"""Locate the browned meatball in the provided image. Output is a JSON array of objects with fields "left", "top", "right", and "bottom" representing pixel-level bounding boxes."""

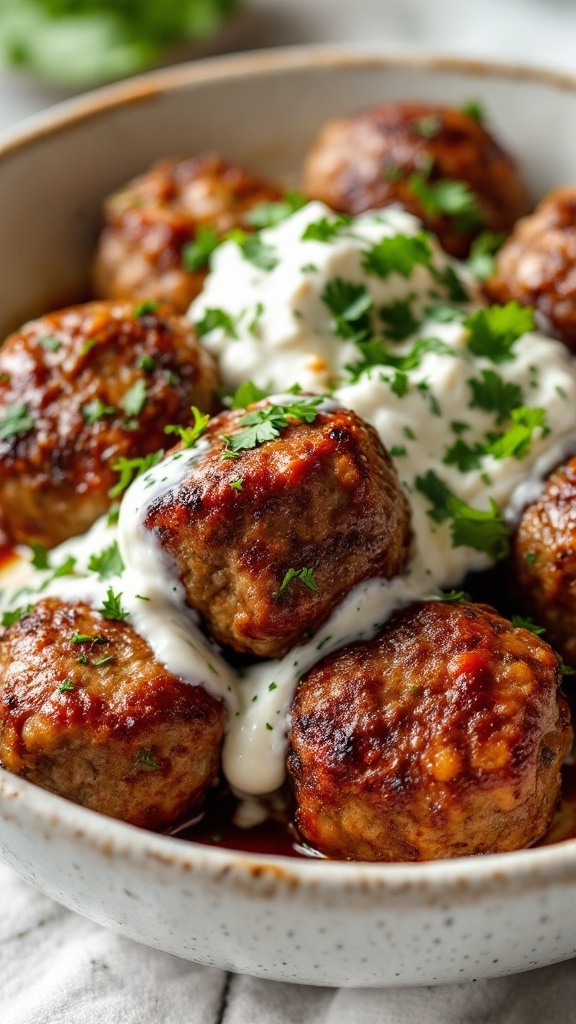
[
  {"left": 92, "top": 154, "right": 282, "bottom": 313},
  {"left": 0, "top": 299, "right": 219, "bottom": 548},
  {"left": 510, "top": 455, "right": 576, "bottom": 666},
  {"left": 143, "top": 400, "right": 411, "bottom": 659},
  {"left": 303, "top": 102, "right": 529, "bottom": 257},
  {"left": 486, "top": 187, "right": 576, "bottom": 350},
  {"left": 288, "top": 601, "right": 571, "bottom": 861},
  {"left": 0, "top": 599, "right": 225, "bottom": 828}
]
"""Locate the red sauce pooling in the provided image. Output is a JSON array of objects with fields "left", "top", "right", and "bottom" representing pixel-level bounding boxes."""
[{"left": 0, "top": 545, "right": 16, "bottom": 572}]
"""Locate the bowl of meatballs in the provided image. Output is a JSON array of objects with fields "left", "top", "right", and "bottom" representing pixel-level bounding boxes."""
[{"left": 2, "top": 47, "right": 576, "bottom": 987}]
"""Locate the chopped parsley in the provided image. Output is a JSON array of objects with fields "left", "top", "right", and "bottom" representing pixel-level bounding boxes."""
[
  {"left": 122, "top": 379, "right": 147, "bottom": 418},
  {"left": 511, "top": 615, "right": 546, "bottom": 636},
  {"left": 432, "top": 264, "right": 470, "bottom": 302},
  {"left": 441, "top": 589, "right": 471, "bottom": 603},
  {"left": 195, "top": 307, "right": 240, "bottom": 339},
  {"left": 486, "top": 406, "right": 547, "bottom": 461},
  {"left": 49, "top": 555, "right": 77, "bottom": 580},
  {"left": 59, "top": 679, "right": 75, "bottom": 692},
  {"left": 301, "top": 214, "right": 352, "bottom": 243},
  {"left": 108, "top": 449, "right": 164, "bottom": 499},
  {"left": 133, "top": 301, "right": 158, "bottom": 318},
  {"left": 234, "top": 233, "right": 279, "bottom": 271},
  {"left": 0, "top": 402, "right": 35, "bottom": 440},
  {"left": 92, "top": 655, "right": 115, "bottom": 667},
  {"left": 464, "top": 302, "right": 534, "bottom": 363},
  {"left": 461, "top": 99, "right": 485, "bottom": 122},
  {"left": 221, "top": 397, "right": 322, "bottom": 458},
  {"left": 164, "top": 406, "right": 209, "bottom": 448},
  {"left": 70, "top": 632, "right": 107, "bottom": 644},
  {"left": 81, "top": 398, "right": 115, "bottom": 424},
  {"left": 88, "top": 541, "right": 125, "bottom": 581},
  {"left": 415, "top": 470, "right": 453, "bottom": 523},
  {"left": 181, "top": 226, "right": 220, "bottom": 272},
  {"left": 38, "top": 334, "right": 62, "bottom": 351},
  {"left": 229, "top": 479, "right": 243, "bottom": 491},
  {"left": 164, "top": 369, "right": 180, "bottom": 387},
  {"left": 523, "top": 550, "right": 537, "bottom": 566},
  {"left": 230, "top": 379, "right": 267, "bottom": 409},
  {"left": 321, "top": 278, "right": 372, "bottom": 342},
  {"left": 413, "top": 113, "right": 443, "bottom": 139},
  {"left": 443, "top": 438, "right": 485, "bottom": 472},
  {"left": 137, "top": 354, "right": 156, "bottom": 372},
  {"left": 99, "top": 587, "right": 129, "bottom": 622},
  {"left": 379, "top": 296, "right": 419, "bottom": 340},
  {"left": 389, "top": 445, "right": 407, "bottom": 458},
  {"left": 466, "top": 231, "right": 506, "bottom": 281},
  {"left": 136, "top": 749, "right": 160, "bottom": 769},
  {"left": 1, "top": 604, "right": 31, "bottom": 627},
  {"left": 268, "top": 681, "right": 278, "bottom": 691},
  {"left": 276, "top": 567, "right": 320, "bottom": 596},
  {"left": 449, "top": 497, "right": 509, "bottom": 560},
  {"left": 361, "top": 232, "right": 431, "bottom": 279},
  {"left": 409, "top": 174, "right": 483, "bottom": 230},
  {"left": 30, "top": 543, "right": 50, "bottom": 570},
  {"left": 467, "top": 370, "right": 524, "bottom": 424},
  {"left": 246, "top": 190, "right": 307, "bottom": 229}
]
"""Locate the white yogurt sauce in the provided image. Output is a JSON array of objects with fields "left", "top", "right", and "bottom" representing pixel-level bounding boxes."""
[{"left": 5, "top": 202, "right": 576, "bottom": 797}]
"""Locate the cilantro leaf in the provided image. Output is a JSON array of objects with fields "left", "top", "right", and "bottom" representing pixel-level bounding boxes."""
[
  {"left": 442, "top": 589, "right": 471, "bottom": 603},
  {"left": 361, "top": 232, "right": 431, "bottom": 279},
  {"left": 409, "top": 174, "right": 483, "bottom": 231},
  {"left": 464, "top": 302, "right": 534, "bottom": 363},
  {"left": 81, "top": 398, "right": 115, "bottom": 424},
  {"left": 321, "top": 278, "right": 373, "bottom": 341},
  {"left": 1, "top": 604, "right": 32, "bottom": 628},
  {"left": 235, "top": 233, "right": 279, "bottom": 271},
  {"left": 164, "top": 406, "right": 209, "bottom": 448},
  {"left": 136, "top": 749, "right": 160, "bottom": 769},
  {"left": 449, "top": 497, "right": 509, "bottom": 560},
  {"left": 246, "top": 190, "right": 307, "bottom": 229},
  {"left": 415, "top": 470, "right": 453, "bottom": 523},
  {"left": 301, "top": 214, "right": 352, "bottom": 242},
  {"left": 461, "top": 99, "right": 485, "bottom": 122},
  {"left": 442, "top": 438, "right": 485, "bottom": 472},
  {"left": 122, "top": 379, "right": 147, "bottom": 418},
  {"left": 38, "top": 334, "right": 62, "bottom": 351},
  {"left": 221, "top": 397, "right": 322, "bottom": 457},
  {"left": 511, "top": 615, "right": 546, "bottom": 636},
  {"left": 466, "top": 231, "right": 506, "bottom": 281},
  {"left": 412, "top": 114, "right": 443, "bottom": 139},
  {"left": 108, "top": 449, "right": 164, "bottom": 499},
  {"left": 30, "top": 543, "right": 50, "bottom": 570},
  {"left": 0, "top": 403, "right": 35, "bottom": 440},
  {"left": 181, "top": 226, "right": 220, "bottom": 272},
  {"left": 59, "top": 679, "right": 75, "bottom": 692},
  {"left": 230, "top": 380, "right": 268, "bottom": 409},
  {"left": 99, "top": 587, "right": 129, "bottom": 622},
  {"left": 275, "top": 567, "right": 320, "bottom": 597},
  {"left": 132, "top": 301, "right": 158, "bottom": 318},
  {"left": 467, "top": 370, "right": 524, "bottom": 424},
  {"left": 486, "top": 406, "right": 548, "bottom": 461},
  {"left": 379, "top": 296, "right": 419, "bottom": 340},
  {"left": 88, "top": 541, "right": 125, "bottom": 581}
]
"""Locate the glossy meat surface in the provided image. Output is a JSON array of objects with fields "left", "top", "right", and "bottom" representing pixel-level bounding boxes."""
[
  {"left": 288, "top": 600, "right": 571, "bottom": 861},
  {"left": 0, "top": 599, "right": 225, "bottom": 828},
  {"left": 93, "top": 154, "right": 282, "bottom": 312},
  {"left": 143, "top": 401, "right": 411, "bottom": 659},
  {"left": 511, "top": 455, "right": 576, "bottom": 665},
  {"left": 303, "top": 102, "right": 529, "bottom": 257},
  {"left": 0, "top": 300, "right": 219, "bottom": 547},
  {"left": 487, "top": 187, "right": 576, "bottom": 350}
]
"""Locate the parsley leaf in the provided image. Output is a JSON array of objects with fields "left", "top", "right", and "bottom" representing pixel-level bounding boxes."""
[
  {"left": 409, "top": 174, "right": 483, "bottom": 230},
  {"left": 322, "top": 278, "right": 373, "bottom": 341},
  {"left": 230, "top": 380, "right": 268, "bottom": 409},
  {"left": 221, "top": 397, "right": 322, "bottom": 457},
  {"left": 461, "top": 99, "right": 485, "bottom": 122},
  {"left": 99, "top": 587, "right": 129, "bottom": 622},
  {"left": 138, "top": 354, "right": 156, "bottom": 372},
  {"left": 164, "top": 406, "right": 209, "bottom": 448},
  {"left": 466, "top": 231, "right": 506, "bottom": 281},
  {"left": 235, "top": 233, "right": 279, "bottom": 271},
  {"left": 195, "top": 308, "right": 240, "bottom": 339},
  {"left": 301, "top": 214, "right": 352, "bottom": 242},
  {"left": 132, "top": 301, "right": 158, "bottom": 318},
  {"left": 108, "top": 449, "right": 164, "bottom": 499},
  {"left": 181, "top": 226, "right": 220, "bottom": 272},
  {"left": 30, "top": 543, "right": 50, "bottom": 570},
  {"left": 361, "top": 232, "right": 431, "bottom": 279},
  {"left": 229, "top": 478, "right": 243, "bottom": 491},
  {"left": 59, "top": 679, "right": 75, "bottom": 692},
  {"left": 467, "top": 370, "right": 524, "bottom": 424},
  {"left": 415, "top": 470, "right": 453, "bottom": 523},
  {"left": 275, "top": 567, "right": 320, "bottom": 596},
  {"left": 1, "top": 604, "right": 32, "bottom": 627},
  {"left": 379, "top": 296, "right": 419, "bottom": 340},
  {"left": 122, "top": 379, "right": 147, "bottom": 418},
  {"left": 486, "top": 406, "right": 548, "bottom": 461},
  {"left": 0, "top": 403, "right": 35, "bottom": 440},
  {"left": 442, "top": 589, "right": 471, "bottom": 603},
  {"left": 88, "top": 541, "right": 125, "bottom": 581},
  {"left": 449, "top": 497, "right": 509, "bottom": 560},
  {"left": 442, "top": 438, "right": 485, "bottom": 472},
  {"left": 413, "top": 114, "right": 443, "bottom": 139},
  {"left": 81, "top": 398, "right": 115, "bottom": 424},
  {"left": 464, "top": 302, "right": 534, "bottom": 363},
  {"left": 136, "top": 749, "right": 160, "bottom": 769},
  {"left": 511, "top": 615, "right": 546, "bottom": 636},
  {"left": 38, "top": 334, "right": 62, "bottom": 351},
  {"left": 246, "top": 190, "right": 307, "bottom": 229}
]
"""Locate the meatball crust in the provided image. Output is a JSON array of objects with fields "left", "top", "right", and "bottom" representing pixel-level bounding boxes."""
[
  {"left": 0, "top": 300, "right": 219, "bottom": 548},
  {"left": 511, "top": 455, "right": 576, "bottom": 666},
  {"left": 143, "top": 401, "right": 411, "bottom": 659},
  {"left": 0, "top": 599, "right": 225, "bottom": 829},
  {"left": 486, "top": 187, "right": 576, "bottom": 350},
  {"left": 302, "top": 102, "right": 529, "bottom": 257},
  {"left": 288, "top": 601, "right": 571, "bottom": 861},
  {"left": 92, "top": 154, "right": 282, "bottom": 312}
]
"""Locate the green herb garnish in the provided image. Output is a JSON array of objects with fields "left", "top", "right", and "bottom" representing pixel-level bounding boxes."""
[
  {"left": 108, "top": 449, "right": 164, "bottom": 499},
  {"left": 361, "top": 232, "right": 431, "bottom": 280},
  {"left": 221, "top": 397, "right": 322, "bottom": 458},
  {"left": 181, "top": 226, "right": 220, "bottom": 272},
  {"left": 0, "top": 402, "right": 35, "bottom": 439},
  {"left": 88, "top": 541, "right": 125, "bottom": 581},
  {"left": 464, "top": 302, "right": 534, "bottom": 363},
  {"left": 81, "top": 398, "right": 115, "bottom": 424},
  {"left": 99, "top": 587, "right": 129, "bottom": 622},
  {"left": 164, "top": 406, "right": 209, "bottom": 448}
]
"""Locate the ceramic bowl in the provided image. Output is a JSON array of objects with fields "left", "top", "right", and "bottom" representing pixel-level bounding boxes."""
[{"left": 2, "top": 48, "right": 576, "bottom": 988}]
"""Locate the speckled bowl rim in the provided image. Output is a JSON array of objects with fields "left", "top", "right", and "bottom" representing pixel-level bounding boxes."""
[{"left": 2, "top": 45, "right": 576, "bottom": 900}]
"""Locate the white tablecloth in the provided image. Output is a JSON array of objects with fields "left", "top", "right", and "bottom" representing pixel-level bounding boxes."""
[{"left": 3, "top": 2, "right": 576, "bottom": 1020}]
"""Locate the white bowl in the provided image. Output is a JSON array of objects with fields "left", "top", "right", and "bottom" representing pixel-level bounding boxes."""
[{"left": 2, "top": 47, "right": 576, "bottom": 988}]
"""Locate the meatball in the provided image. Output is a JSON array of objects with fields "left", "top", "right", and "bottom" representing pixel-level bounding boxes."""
[
  {"left": 510, "top": 455, "right": 576, "bottom": 666},
  {"left": 92, "top": 154, "right": 282, "bottom": 313},
  {"left": 288, "top": 601, "right": 571, "bottom": 861},
  {"left": 302, "top": 102, "right": 529, "bottom": 257},
  {"left": 0, "top": 299, "right": 219, "bottom": 548},
  {"left": 0, "top": 599, "right": 225, "bottom": 828},
  {"left": 486, "top": 187, "right": 576, "bottom": 350},
  {"left": 142, "top": 400, "right": 411, "bottom": 659}
]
